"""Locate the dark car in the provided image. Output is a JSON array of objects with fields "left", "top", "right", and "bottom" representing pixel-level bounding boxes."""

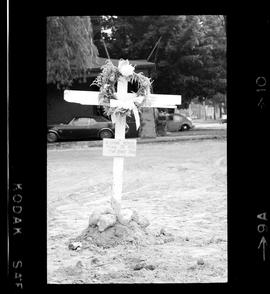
[{"left": 47, "top": 116, "right": 127, "bottom": 143}]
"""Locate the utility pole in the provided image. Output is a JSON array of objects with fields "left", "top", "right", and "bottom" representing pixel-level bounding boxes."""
[
  {"left": 147, "top": 36, "right": 162, "bottom": 61},
  {"left": 102, "top": 38, "right": 110, "bottom": 59}
]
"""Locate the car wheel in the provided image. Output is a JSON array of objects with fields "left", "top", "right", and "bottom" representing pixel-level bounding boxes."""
[
  {"left": 180, "top": 124, "right": 190, "bottom": 131},
  {"left": 99, "top": 129, "right": 113, "bottom": 139},
  {"left": 47, "top": 132, "right": 58, "bottom": 143}
]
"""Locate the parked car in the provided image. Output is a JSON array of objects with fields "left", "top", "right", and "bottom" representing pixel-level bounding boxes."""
[
  {"left": 166, "top": 113, "right": 195, "bottom": 132},
  {"left": 47, "top": 116, "right": 129, "bottom": 143}
]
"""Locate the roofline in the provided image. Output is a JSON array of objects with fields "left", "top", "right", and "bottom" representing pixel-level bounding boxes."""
[{"left": 71, "top": 57, "right": 155, "bottom": 71}]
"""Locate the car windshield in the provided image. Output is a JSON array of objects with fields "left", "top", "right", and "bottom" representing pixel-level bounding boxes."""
[
  {"left": 93, "top": 116, "right": 109, "bottom": 122},
  {"left": 68, "top": 118, "right": 90, "bottom": 126},
  {"left": 68, "top": 116, "right": 109, "bottom": 125}
]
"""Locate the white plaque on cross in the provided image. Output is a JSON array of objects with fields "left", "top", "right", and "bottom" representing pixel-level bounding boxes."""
[
  {"left": 64, "top": 73, "right": 181, "bottom": 217},
  {"left": 103, "top": 139, "right": 137, "bottom": 157}
]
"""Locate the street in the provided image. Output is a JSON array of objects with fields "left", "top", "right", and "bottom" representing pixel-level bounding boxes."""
[
  {"left": 47, "top": 121, "right": 227, "bottom": 151},
  {"left": 47, "top": 138, "right": 227, "bottom": 283}
]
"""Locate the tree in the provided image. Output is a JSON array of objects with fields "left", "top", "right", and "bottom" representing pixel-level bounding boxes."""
[
  {"left": 47, "top": 16, "right": 98, "bottom": 87},
  {"left": 93, "top": 15, "right": 226, "bottom": 107}
]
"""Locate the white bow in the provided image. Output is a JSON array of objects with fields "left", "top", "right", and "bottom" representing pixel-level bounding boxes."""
[{"left": 110, "top": 95, "right": 144, "bottom": 130}]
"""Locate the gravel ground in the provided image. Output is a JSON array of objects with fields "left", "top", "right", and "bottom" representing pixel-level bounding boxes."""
[{"left": 47, "top": 139, "right": 227, "bottom": 283}]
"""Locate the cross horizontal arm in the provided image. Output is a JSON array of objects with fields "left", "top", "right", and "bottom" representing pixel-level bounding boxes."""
[
  {"left": 110, "top": 99, "right": 177, "bottom": 109},
  {"left": 145, "top": 94, "right": 181, "bottom": 107},
  {"left": 113, "top": 93, "right": 181, "bottom": 108},
  {"left": 64, "top": 90, "right": 100, "bottom": 105},
  {"left": 64, "top": 90, "right": 181, "bottom": 108}
]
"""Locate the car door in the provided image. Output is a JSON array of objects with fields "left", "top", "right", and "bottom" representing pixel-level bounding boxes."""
[
  {"left": 178, "top": 114, "right": 185, "bottom": 129},
  {"left": 64, "top": 118, "right": 91, "bottom": 139},
  {"left": 54, "top": 122, "right": 74, "bottom": 139},
  {"left": 88, "top": 118, "right": 101, "bottom": 138}
]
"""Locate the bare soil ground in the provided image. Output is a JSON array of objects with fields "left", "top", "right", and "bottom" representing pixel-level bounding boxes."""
[{"left": 47, "top": 139, "right": 227, "bottom": 283}]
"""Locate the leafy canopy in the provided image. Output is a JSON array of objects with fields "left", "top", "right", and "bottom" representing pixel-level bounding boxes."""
[
  {"left": 47, "top": 16, "right": 98, "bottom": 87},
  {"left": 92, "top": 15, "right": 226, "bottom": 106}
]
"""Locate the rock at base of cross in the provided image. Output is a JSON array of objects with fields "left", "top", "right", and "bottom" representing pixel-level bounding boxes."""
[
  {"left": 117, "top": 208, "right": 135, "bottom": 225},
  {"left": 88, "top": 204, "right": 114, "bottom": 227},
  {"left": 88, "top": 206, "right": 150, "bottom": 232},
  {"left": 97, "top": 214, "right": 117, "bottom": 232}
]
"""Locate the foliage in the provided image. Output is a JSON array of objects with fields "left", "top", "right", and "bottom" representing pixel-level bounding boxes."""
[
  {"left": 212, "top": 92, "right": 226, "bottom": 104},
  {"left": 91, "top": 59, "right": 120, "bottom": 102},
  {"left": 92, "top": 15, "right": 226, "bottom": 106},
  {"left": 91, "top": 59, "right": 152, "bottom": 117},
  {"left": 47, "top": 16, "right": 98, "bottom": 87}
]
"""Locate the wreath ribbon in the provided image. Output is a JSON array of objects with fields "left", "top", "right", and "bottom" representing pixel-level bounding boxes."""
[{"left": 110, "top": 95, "right": 144, "bottom": 130}]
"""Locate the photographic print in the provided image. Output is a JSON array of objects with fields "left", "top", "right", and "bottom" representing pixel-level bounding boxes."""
[{"left": 46, "top": 15, "right": 227, "bottom": 284}]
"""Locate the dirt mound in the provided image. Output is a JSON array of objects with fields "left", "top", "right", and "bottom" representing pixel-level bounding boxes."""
[
  {"left": 68, "top": 209, "right": 174, "bottom": 249},
  {"left": 71, "top": 221, "right": 152, "bottom": 249}
]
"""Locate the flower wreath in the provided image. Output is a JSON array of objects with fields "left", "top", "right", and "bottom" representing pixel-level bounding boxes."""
[{"left": 91, "top": 59, "right": 153, "bottom": 128}]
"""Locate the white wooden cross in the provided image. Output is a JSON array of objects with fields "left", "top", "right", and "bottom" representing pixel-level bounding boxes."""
[{"left": 64, "top": 74, "right": 181, "bottom": 218}]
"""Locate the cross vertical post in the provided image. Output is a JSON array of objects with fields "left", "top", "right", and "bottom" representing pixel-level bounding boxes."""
[{"left": 111, "top": 77, "right": 128, "bottom": 217}]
